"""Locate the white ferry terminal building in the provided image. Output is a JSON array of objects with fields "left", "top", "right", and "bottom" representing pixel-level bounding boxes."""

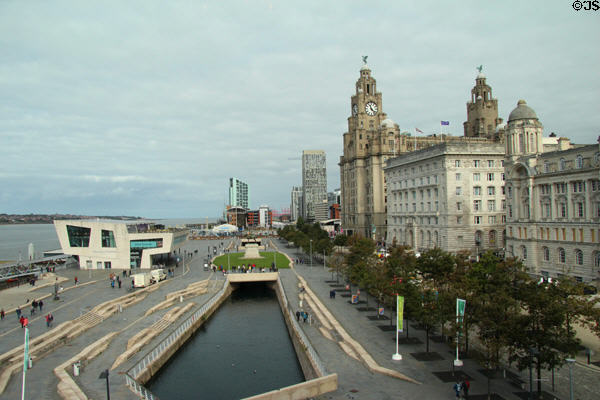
[{"left": 54, "top": 220, "right": 188, "bottom": 270}]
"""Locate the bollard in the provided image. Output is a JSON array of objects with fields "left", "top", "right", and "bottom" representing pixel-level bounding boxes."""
[
  {"left": 28, "top": 357, "right": 33, "bottom": 369},
  {"left": 119, "top": 304, "right": 123, "bottom": 313},
  {"left": 180, "top": 295, "right": 183, "bottom": 303}
]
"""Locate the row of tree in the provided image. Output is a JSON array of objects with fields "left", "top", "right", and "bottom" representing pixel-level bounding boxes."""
[{"left": 280, "top": 225, "right": 600, "bottom": 398}]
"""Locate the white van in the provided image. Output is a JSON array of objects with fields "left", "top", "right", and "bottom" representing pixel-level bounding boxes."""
[
  {"left": 133, "top": 273, "right": 152, "bottom": 288},
  {"left": 150, "top": 269, "right": 167, "bottom": 283}
]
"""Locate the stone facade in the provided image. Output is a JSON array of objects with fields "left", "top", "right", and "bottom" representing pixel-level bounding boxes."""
[
  {"left": 385, "top": 141, "right": 506, "bottom": 257},
  {"left": 504, "top": 100, "right": 600, "bottom": 282},
  {"left": 463, "top": 72, "right": 503, "bottom": 140}
]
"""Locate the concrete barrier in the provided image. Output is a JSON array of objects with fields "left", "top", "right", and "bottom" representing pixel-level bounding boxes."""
[{"left": 242, "top": 374, "right": 338, "bottom": 400}]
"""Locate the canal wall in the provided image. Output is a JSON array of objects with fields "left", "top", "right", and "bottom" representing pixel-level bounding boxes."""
[{"left": 131, "top": 282, "right": 233, "bottom": 385}]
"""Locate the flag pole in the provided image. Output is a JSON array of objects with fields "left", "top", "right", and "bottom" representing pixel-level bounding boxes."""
[
  {"left": 21, "top": 327, "right": 29, "bottom": 400},
  {"left": 454, "top": 298, "right": 465, "bottom": 367},
  {"left": 392, "top": 295, "right": 402, "bottom": 360},
  {"left": 413, "top": 129, "right": 416, "bottom": 151}
]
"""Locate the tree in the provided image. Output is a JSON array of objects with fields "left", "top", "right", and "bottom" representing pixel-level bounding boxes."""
[{"left": 333, "top": 234, "right": 348, "bottom": 247}]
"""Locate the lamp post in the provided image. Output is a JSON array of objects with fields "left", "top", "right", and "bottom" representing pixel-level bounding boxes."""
[
  {"left": 98, "top": 369, "right": 110, "bottom": 400},
  {"left": 566, "top": 358, "right": 575, "bottom": 400},
  {"left": 310, "top": 240, "right": 313, "bottom": 268},
  {"left": 528, "top": 347, "right": 538, "bottom": 400}
]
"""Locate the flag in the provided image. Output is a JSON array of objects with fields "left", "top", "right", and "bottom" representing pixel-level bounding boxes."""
[
  {"left": 378, "top": 307, "right": 385, "bottom": 316},
  {"left": 415, "top": 128, "right": 423, "bottom": 134},
  {"left": 397, "top": 295, "right": 405, "bottom": 332},
  {"left": 23, "top": 327, "right": 29, "bottom": 373},
  {"left": 352, "top": 295, "right": 358, "bottom": 304},
  {"left": 441, "top": 121, "right": 450, "bottom": 126},
  {"left": 456, "top": 298, "right": 466, "bottom": 323}
]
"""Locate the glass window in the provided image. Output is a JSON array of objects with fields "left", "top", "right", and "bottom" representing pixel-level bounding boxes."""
[
  {"left": 543, "top": 247, "right": 549, "bottom": 261},
  {"left": 473, "top": 160, "right": 480, "bottom": 168},
  {"left": 521, "top": 246, "right": 527, "bottom": 260},
  {"left": 455, "top": 160, "right": 461, "bottom": 167},
  {"left": 473, "top": 186, "right": 481, "bottom": 196},
  {"left": 66, "top": 225, "right": 91, "bottom": 247},
  {"left": 575, "top": 249, "right": 583, "bottom": 265},
  {"left": 558, "top": 248, "right": 566, "bottom": 263},
  {"left": 473, "top": 173, "right": 481, "bottom": 181},
  {"left": 455, "top": 173, "right": 461, "bottom": 181},
  {"left": 487, "top": 173, "right": 494, "bottom": 181},
  {"left": 488, "top": 186, "right": 495, "bottom": 195},
  {"left": 456, "top": 187, "right": 462, "bottom": 195},
  {"left": 488, "top": 160, "right": 494, "bottom": 168},
  {"left": 576, "top": 155, "right": 583, "bottom": 169},
  {"left": 559, "top": 158, "right": 566, "bottom": 171},
  {"left": 474, "top": 216, "right": 482, "bottom": 224},
  {"left": 488, "top": 200, "right": 496, "bottom": 211},
  {"left": 101, "top": 230, "right": 116, "bottom": 248},
  {"left": 473, "top": 200, "right": 481, "bottom": 211},
  {"left": 456, "top": 202, "right": 462, "bottom": 211}
]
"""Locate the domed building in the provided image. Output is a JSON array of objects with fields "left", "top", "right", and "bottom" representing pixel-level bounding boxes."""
[
  {"left": 463, "top": 70, "right": 503, "bottom": 140},
  {"left": 503, "top": 100, "right": 600, "bottom": 283}
]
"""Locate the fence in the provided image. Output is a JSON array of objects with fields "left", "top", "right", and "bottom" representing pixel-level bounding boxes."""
[
  {"left": 125, "top": 285, "right": 228, "bottom": 399},
  {"left": 276, "top": 277, "right": 327, "bottom": 376}
]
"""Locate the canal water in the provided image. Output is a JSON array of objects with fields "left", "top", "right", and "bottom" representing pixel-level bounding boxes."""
[{"left": 147, "top": 283, "right": 305, "bottom": 400}]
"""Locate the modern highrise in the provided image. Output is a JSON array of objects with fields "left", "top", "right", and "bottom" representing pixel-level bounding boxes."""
[
  {"left": 290, "top": 186, "right": 302, "bottom": 222},
  {"left": 228, "top": 177, "right": 249, "bottom": 209},
  {"left": 302, "top": 150, "right": 327, "bottom": 222}
]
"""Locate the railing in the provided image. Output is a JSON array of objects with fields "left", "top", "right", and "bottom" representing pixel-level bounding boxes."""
[
  {"left": 125, "top": 283, "right": 227, "bottom": 399},
  {"left": 276, "top": 277, "right": 327, "bottom": 376}
]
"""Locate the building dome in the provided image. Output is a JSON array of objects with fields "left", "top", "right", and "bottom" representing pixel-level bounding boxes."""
[
  {"left": 477, "top": 72, "right": 486, "bottom": 79},
  {"left": 360, "top": 63, "right": 370, "bottom": 71},
  {"left": 508, "top": 99, "right": 538, "bottom": 122},
  {"left": 381, "top": 118, "right": 395, "bottom": 128}
]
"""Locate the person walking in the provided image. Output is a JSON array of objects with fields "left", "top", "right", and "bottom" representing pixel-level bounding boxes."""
[
  {"left": 462, "top": 379, "right": 470, "bottom": 399},
  {"left": 38, "top": 300, "right": 43, "bottom": 312},
  {"left": 19, "top": 315, "right": 25, "bottom": 328},
  {"left": 0, "top": 308, "right": 4, "bottom": 320},
  {"left": 111, "top": 279, "right": 115, "bottom": 289},
  {"left": 453, "top": 381, "right": 461, "bottom": 399},
  {"left": 118, "top": 278, "right": 122, "bottom": 289},
  {"left": 45, "top": 313, "right": 51, "bottom": 328},
  {"left": 16, "top": 307, "right": 21, "bottom": 319},
  {"left": 74, "top": 276, "right": 78, "bottom": 285}
]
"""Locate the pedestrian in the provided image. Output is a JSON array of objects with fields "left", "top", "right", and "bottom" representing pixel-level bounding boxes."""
[
  {"left": 23, "top": 316, "right": 29, "bottom": 328},
  {"left": 30, "top": 307, "right": 35, "bottom": 316},
  {"left": 111, "top": 279, "right": 115, "bottom": 289},
  {"left": 453, "top": 382, "right": 461, "bottom": 399},
  {"left": 19, "top": 315, "right": 25, "bottom": 328},
  {"left": 45, "top": 313, "right": 51, "bottom": 327},
  {"left": 462, "top": 379, "right": 470, "bottom": 399},
  {"left": 332, "top": 290, "right": 336, "bottom": 299},
  {"left": 38, "top": 300, "right": 43, "bottom": 312},
  {"left": 32, "top": 300, "right": 38, "bottom": 310},
  {"left": 118, "top": 279, "right": 122, "bottom": 289},
  {"left": 74, "top": 276, "right": 78, "bottom": 285},
  {"left": 131, "top": 279, "right": 134, "bottom": 288},
  {"left": 16, "top": 307, "right": 21, "bottom": 319},
  {"left": 0, "top": 308, "right": 4, "bottom": 320},
  {"left": 296, "top": 311, "right": 300, "bottom": 321}
]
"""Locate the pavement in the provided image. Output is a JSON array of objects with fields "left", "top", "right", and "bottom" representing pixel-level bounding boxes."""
[
  {"left": 272, "top": 238, "right": 600, "bottom": 400},
  {"left": 0, "top": 237, "right": 597, "bottom": 400}
]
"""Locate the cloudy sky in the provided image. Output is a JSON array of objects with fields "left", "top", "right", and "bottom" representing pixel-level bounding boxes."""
[{"left": 1, "top": 1, "right": 598, "bottom": 218}]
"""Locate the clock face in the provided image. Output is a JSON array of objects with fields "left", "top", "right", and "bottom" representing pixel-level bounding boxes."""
[
  {"left": 352, "top": 104, "right": 358, "bottom": 116},
  {"left": 365, "top": 101, "right": 378, "bottom": 116}
]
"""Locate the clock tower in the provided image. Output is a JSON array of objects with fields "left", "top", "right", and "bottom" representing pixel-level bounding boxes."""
[{"left": 340, "top": 60, "right": 399, "bottom": 241}]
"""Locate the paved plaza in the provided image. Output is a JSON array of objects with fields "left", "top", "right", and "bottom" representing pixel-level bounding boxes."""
[{"left": 0, "top": 237, "right": 597, "bottom": 399}]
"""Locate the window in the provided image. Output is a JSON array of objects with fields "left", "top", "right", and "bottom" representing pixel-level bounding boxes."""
[
  {"left": 576, "top": 155, "right": 583, "bottom": 169},
  {"left": 455, "top": 173, "right": 461, "bottom": 181},
  {"left": 559, "top": 158, "right": 566, "bottom": 171},
  {"left": 473, "top": 186, "right": 481, "bottom": 196},
  {"left": 456, "top": 187, "right": 462, "bottom": 195},
  {"left": 456, "top": 202, "right": 462, "bottom": 211},
  {"left": 473, "top": 160, "right": 481, "bottom": 168},
  {"left": 575, "top": 249, "right": 583, "bottom": 265},
  {"left": 521, "top": 246, "right": 527, "bottom": 260},
  {"left": 455, "top": 160, "right": 461, "bottom": 167},
  {"left": 473, "top": 173, "right": 481, "bottom": 181},
  {"left": 560, "top": 203, "right": 567, "bottom": 218},
  {"left": 457, "top": 216, "right": 462, "bottom": 224},
  {"left": 508, "top": 205, "right": 513, "bottom": 218},
  {"left": 487, "top": 173, "right": 494, "bottom": 181},
  {"left": 488, "top": 215, "right": 497, "bottom": 224},
  {"left": 543, "top": 247, "right": 550, "bottom": 261},
  {"left": 592, "top": 180, "right": 599, "bottom": 192},
  {"left": 474, "top": 216, "right": 482, "bottom": 224},
  {"left": 577, "top": 202, "right": 584, "bottom": 217},
  {"left": 66, "top": 225, "right": 91, "bottom": 247},
  {"left": 488, "top": 160, "right": 494, "bottom": 168},
  {"left": 558, "top": 248, "right": 566, "bottom": 263},
  {"left": 544, "top": 162, "right": 549, "bottom": 173},
  {"left": 507, "top": 186, "right": 512, "bottom": 197},
  {"left": 473, "top": 200, "right": 481, "bottom": 211},
  {"left": 572, "top": 181, "right": 585, "bottom": 193},
  {"left": 501, "top": 173, "right": 505, "bottom": 181},
  {"left": 501, "top": 200, "right": 506, "bottom": 210},
  {"left": 101, "top": 230, "right": 116, "bottom": 248},
  {"left": 488, "top": 200, "right": 496, "bottom": 211},
  {"left": 595, "top": 252, "right": 600, "bottom": 268},
  {"left": 488, "top": 186, "right": 495, "bottom": 196}
]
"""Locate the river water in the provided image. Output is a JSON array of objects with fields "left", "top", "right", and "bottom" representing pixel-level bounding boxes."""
[{"left": 147, "top": 283, "right": 304, "bottom": 400}]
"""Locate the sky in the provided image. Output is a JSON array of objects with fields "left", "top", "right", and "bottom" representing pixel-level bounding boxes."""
[{"left": 1, "top": 1, "right": 598, "bottom": 219}]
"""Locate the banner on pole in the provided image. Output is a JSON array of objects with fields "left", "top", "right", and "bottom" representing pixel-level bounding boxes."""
[
  {"left": 456, "top": 298, "right": 466, "bottom": 323},
  {"left": 23, "top": 327, "right": 29, "bottom": 373},
  {"left": 397, "top": 296, "right": 404, "bottom": 332},
  {"left": 351, "top": 295, "right": 358, "bottom": 304}
]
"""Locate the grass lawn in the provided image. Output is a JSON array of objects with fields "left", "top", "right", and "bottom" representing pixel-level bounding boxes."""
[{"left": 212, "top": 252, "right": 291, "bottom": 269}]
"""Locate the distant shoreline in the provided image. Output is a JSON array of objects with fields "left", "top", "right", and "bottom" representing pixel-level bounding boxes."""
[{"left": 0, "top": 215, "right": 143, "bottom": 225}]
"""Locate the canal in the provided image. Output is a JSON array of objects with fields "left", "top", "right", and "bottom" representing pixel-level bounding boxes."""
[{"left": 147, "top": 283, "right": 305, "bottom": 399}]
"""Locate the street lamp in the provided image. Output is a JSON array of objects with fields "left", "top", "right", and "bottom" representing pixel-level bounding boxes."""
[
  {"left": 98, "top": 369, "right": 110, "bottom": 400},
  {"left": 529, "top": 347, "right": 538, "bottom": 400},
  {"left": 310, "top": 240, "right": 313, "bottom": 268},
  {"left": 566, "top": 358, "right": 575, "bottom": 400}
]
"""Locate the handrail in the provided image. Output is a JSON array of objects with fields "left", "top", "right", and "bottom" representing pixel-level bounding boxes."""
[{"left": 125, "top": 284, "right": 227, "bottom": 399}]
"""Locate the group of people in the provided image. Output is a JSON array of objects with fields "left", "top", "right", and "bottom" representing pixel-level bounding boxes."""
[
  {"left": 295, "top": 310, "right": 311, "bottom": 323},
  {"left": 13, "top": 305, "right": 54, "bottom": 329},
  {"left": 453, "top": 379, "right": 470, "bottom": 399},
  {"left": 108, "top": 273, "right": 122, "bottom": 289}
]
